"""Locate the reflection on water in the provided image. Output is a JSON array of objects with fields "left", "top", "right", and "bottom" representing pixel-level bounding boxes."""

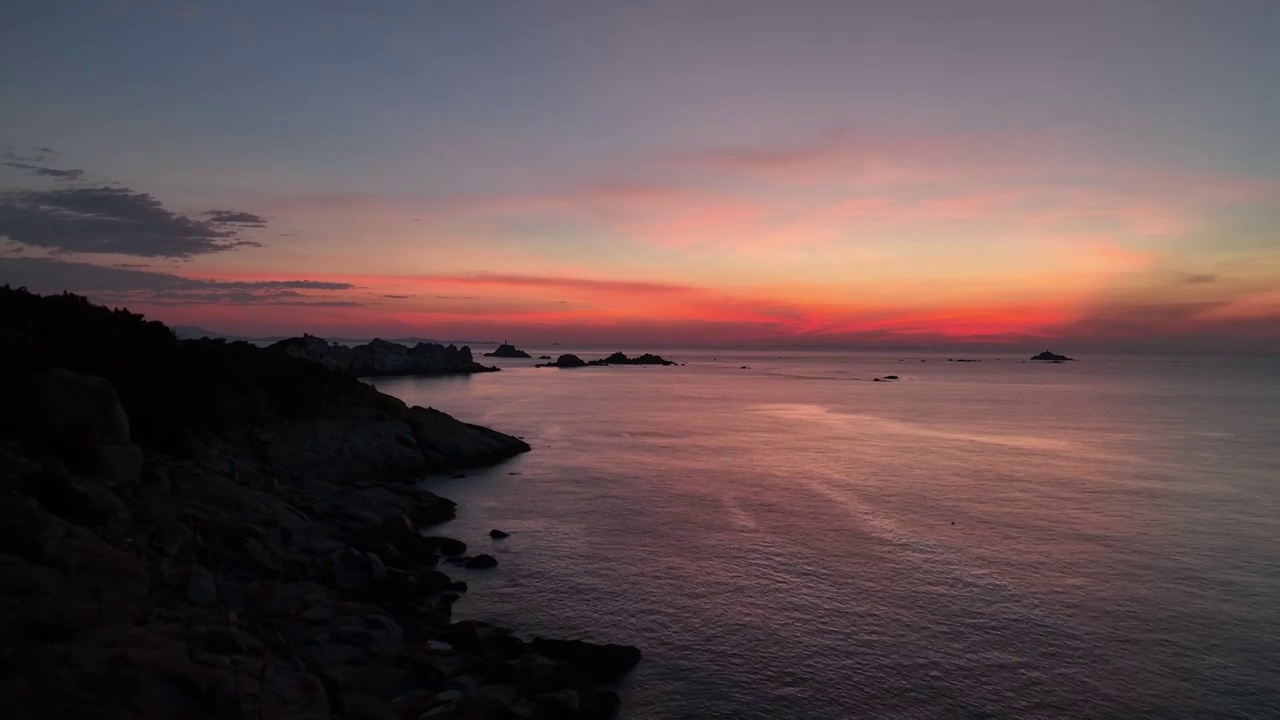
[
  {"left": 370, "top": 352, "right": 1280, "bottom": 719},
  {"left": 751, "top": 402, "right": 1082, "bottom": 452}
]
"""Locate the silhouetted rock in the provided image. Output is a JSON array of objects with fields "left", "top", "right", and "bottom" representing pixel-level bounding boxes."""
[
  {"left": 489, "top": 529, "right": 510, "bottom": 539},
  {"left": 269, "top": 334, "right": 499, "bottom": 377},
  {"left": 423, "top": 536, "right": 468, "bottom": 556},
  {"left": 883, "top": 375, "right": 899, "bottom": 380},
  {"left": 464, "top": 553, "right": 498, "bottom": 569},
  {"left": 1031, "top": 349, "right": 1074, "bottom": 361},
  {"left": 538, "top": 354, "right": 588, "bottom": 368},
  {"left": 538, "top": 351, "right": 676, "bottom": 368},
  {"left": 527, "top": 638, "right": 643, "bottom": 682},
  {"left": 483, "top": 343, "right": 532, "bottom": 358},
  {"left": 538, "top": 355, "right": 552, "bottom": 360},
  {"left": 597, "top": 351, "right": 675, "bottom": 366}
]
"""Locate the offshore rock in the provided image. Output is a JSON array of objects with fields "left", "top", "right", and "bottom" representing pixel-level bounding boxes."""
[
  {"left": 483, "top": 343, "right": 532, "bottom": 358},
  {"left": 537, "top": 352, "right": 676, "bottom": 368},
  {"left": 537, "top": 353, "right": 588, "bottom": 368},
  {"left": 1030, "top": 349, "right": 1075, "bottom": 361},
  {"left": 463, "top": 554, "right": 498, "bottom": 570}
]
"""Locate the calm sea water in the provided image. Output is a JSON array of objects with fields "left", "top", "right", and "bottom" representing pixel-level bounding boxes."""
[{"left": 369, "top": 350, "right": 1280, "bottom": 719}]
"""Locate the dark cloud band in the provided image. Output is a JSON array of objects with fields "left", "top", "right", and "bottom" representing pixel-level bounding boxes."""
[
  {"left": 0, "top": 257, "right": 357, "bottom": 307},
  {"left": 4, "top": 162, "right": 85, "bottom": 181},
  {"left": 0, "top": 186, "right": 266, "bottom": 257}
]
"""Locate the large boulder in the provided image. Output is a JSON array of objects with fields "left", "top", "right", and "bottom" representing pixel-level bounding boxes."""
[
  {"left": 20, "top": 369, "right": 130, "bottom": 445},
  {"left": 527, "top": 638, "right": 642, "bottom": 683},
  {"left": 3, "top": 370, "right": 144, "bottom": 487},
  {"left": 463, "top": 554, "right": 498, "bottom": 570}
]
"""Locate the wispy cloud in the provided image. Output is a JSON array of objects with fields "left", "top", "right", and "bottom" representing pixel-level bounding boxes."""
[
  {"left": 1182, "top": 273, "right": 1217, "bottom": 284},
  {"left": 204, "top": 209, "right": 267, "bottom": 226},
  {"left": 4, "top": 162, "right": 86, "bottom": 181}
]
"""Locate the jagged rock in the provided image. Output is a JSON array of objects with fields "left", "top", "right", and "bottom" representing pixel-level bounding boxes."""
[
  {"left": 269, "top": 334, "right": 500, "bottom": 377},
  {"left": 537, "top": 352, "right": 675, "bottom": 368},
  {"left": 597, "top": 352, "right": 675, "bottom": 366}
]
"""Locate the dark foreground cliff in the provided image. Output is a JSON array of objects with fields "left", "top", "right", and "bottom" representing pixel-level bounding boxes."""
[{"left": 0, "top": 287, "right": 639, "bottom": 719}]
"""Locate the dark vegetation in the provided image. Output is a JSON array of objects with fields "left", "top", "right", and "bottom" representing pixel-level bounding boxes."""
[{"left": 1, "top": 286, "right": 379, "bottom": 456}]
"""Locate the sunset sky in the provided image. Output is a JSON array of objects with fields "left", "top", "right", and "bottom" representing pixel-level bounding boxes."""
[{"left": 2, "top": 1, "right": 1278, "bottom": 350}]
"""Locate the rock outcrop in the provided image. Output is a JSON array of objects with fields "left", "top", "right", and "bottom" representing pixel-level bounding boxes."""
[
  {"left": 483, "top": 344, "right": 532, "bottom": 359},
  {"left": 1030, "top": 349, "right": 1075, "bottom": 362},
  {"left": 537, "top": 352, "right": 675, "bottom": 368},
  {"left": 538, "top": 354, "right": 588, "bottom": 368},
  {"left": 270, "top": 335, "right": 499, "bottom": 377},
  {"left": 0, "top": 287, "right": 640, "bottom": 720},
  {"left": 597, "top": 352, "right": 675, "bottom": 366}
]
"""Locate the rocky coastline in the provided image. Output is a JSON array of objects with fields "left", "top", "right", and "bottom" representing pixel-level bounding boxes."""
[
  {"left": 0, "top": 287, "right": 640, "bottom": 719},
  {"left": 270, "top": 334, "right": 500, "bottom": 377}
]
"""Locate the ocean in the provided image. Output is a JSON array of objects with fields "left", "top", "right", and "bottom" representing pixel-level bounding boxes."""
[{"left": 368, "top": 350, "right": 1280, "bottom": 719}]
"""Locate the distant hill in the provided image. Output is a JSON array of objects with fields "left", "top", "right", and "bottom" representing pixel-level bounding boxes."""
[
  {"left": 172, "top": 326, "right": 492, "bottom": 346},
  {"left": 171, "top": 325, "right": 284, "bottom": 342}
]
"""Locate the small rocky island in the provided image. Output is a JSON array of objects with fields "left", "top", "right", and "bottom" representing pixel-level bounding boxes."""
[
  {"left": 269, "top": 334, "right": 499, "bottom": 377},
  {"left": 1030, "top": 349, "right": 1075, "bottom": 362},
  {"left": 537, "top": 352, "right": 676, "bottom": 368},
  {"left": 483, "top": 343, "right": 532, "bottom": 358},
  {"left": 0, "top": 287, "right": 640, "bottom": 720}
]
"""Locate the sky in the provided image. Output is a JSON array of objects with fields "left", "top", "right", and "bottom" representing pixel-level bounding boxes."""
[{"left": 2, "top": 0, "right": 1278, "bottom": 351}]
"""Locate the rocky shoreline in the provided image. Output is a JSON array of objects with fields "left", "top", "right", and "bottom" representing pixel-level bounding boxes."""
[{"left": 0, "top": 287, "right": 640, "bottom": 719}]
